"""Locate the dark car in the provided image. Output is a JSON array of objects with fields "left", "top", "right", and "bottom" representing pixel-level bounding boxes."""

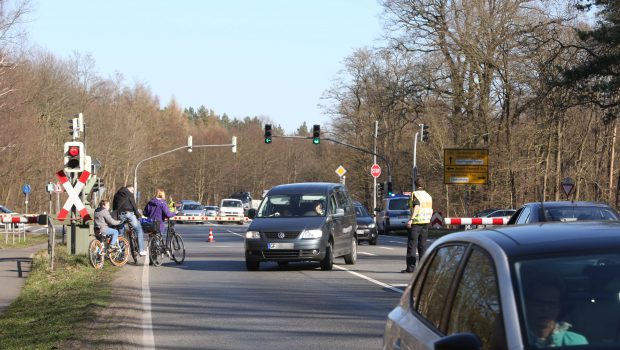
[
  {"left": 354, "top": 201, "right": 377, "bottom": 245},
  {"left": 383, "top": 221, "right": 620, "bottom": 349},
  {"left": 507, "top": 201, "right": 619, "bottom": 225},
  {"left": 245, "top": 182, "right": 357, "bottom": 271}
]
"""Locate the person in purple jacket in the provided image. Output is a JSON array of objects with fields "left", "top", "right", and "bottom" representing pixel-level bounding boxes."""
[{"left": 143, "top": 189, "right": 176, "bottom": 233}]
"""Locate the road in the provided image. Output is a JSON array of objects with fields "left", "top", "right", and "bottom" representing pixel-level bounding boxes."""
[{"left": 137, "top": 223, "right": 421, "bottom": 350}]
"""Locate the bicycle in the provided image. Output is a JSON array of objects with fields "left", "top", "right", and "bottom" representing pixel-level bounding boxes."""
[
  {"left": 117, "top": 215, "right": 140, "bottom": 264},
  {"left": 88, "top": 229, "right": 130, "bottom": 269},
  {"left": 148, "top": 218, "right": 185, "bottom": 266}
]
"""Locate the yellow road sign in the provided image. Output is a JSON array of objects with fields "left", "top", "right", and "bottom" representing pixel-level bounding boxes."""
[
  {"left": 444, "top": 171, "right": 488, "bottom": 185},
  {"left": 444, "top": 149, "right": 488, "bottom": 166},
  {"left": 335, "top": 165, "right": 347, "bottom": 177}
]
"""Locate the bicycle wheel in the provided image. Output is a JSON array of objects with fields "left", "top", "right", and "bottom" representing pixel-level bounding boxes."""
[
  {"left": 88, "top": 239, "right": 104, "bottom": 269},
  {"left": 127, "top": 226, "right": 139, "bottom": 264},
  {"left": 109, "top": 236, "right": 130, "bottom": 267},
  {"left": 149, "top": 235, "right": 164, "bottom": 267},
  {"left": 170, "top": 233, "right": 185, "bottom": 264}
]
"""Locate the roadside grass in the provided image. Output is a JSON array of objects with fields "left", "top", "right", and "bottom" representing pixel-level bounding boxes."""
[
  {"left": 0, "top": 245, "right": 118, "bottom": 350},
  {"left": 0, "top": 232, "right": 50, "bottom": 250}
]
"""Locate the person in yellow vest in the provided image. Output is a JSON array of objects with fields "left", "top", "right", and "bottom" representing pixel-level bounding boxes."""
[
  {"left": 402, "top": 177, "right": 433, "bottom": 273},
  {"left": 168, "top": 197, "right": 176, "bottom": 212}
]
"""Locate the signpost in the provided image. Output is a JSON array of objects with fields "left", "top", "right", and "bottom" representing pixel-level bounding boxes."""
[
  {"left": 443, "top": 149, "right": 489, "bottom": 185},
  {"left": 370, "top": 164, "right": 381, "bottom": 178},
  {"left": 22, "top": 184, "right": 31, "bottom": 214},
  {"left": 335, "top": 165, "right": 347, "bottom": 184},
  {"left": 561, "top": 177, "right": 575, "bottom": 199}
]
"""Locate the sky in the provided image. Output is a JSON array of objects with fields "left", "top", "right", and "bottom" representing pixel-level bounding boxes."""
[{"left": 26, "top": 0, "right": 385, "bottom": 133}]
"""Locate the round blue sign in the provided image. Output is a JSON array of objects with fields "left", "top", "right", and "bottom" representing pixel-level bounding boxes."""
[{"left": 22, "top": 184, "right": 31, "bottom": 194}]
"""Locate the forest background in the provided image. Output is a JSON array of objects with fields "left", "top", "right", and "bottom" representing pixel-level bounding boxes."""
[{"left": 1, "top": 0, "right": 619, "bottom": 217}]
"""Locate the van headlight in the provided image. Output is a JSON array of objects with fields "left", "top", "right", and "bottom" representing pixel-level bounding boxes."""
[
  {"left": 368, "top": 223, "right": 376, "bottom": 228},
  {"left": 245, "top": 231, "right": 260, "bottom": 239},
  {"left": 300, "top": 229, "right": 323, "bottom": 239}
]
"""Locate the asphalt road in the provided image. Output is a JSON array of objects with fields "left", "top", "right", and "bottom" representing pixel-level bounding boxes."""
[{"left": 142, "top": 223, "right": 421, "bottom": 350}]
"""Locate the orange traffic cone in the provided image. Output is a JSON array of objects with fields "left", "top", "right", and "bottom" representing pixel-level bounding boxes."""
[{"left": 207, "top": 228, "right": 215, "bottom": 243}]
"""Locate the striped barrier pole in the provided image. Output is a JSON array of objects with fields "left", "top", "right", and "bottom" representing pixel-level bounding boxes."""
[{"left": 443, "top": 217, "right": 509, "bottom": 226}]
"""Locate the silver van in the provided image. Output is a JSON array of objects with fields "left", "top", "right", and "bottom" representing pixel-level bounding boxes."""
[{"left": 245, "top": 182, "right": 357, "bottom": 271}]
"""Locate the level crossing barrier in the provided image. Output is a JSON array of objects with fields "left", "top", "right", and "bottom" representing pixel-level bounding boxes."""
[
  {"left": 1, "top": 214, "right": 48, "bottom": 245},
  {"left": 171, "top": 215, "right": 249, "bottom": 222},
  {"left": 443, "top": 217, "right": 509, "bottom": 226}
]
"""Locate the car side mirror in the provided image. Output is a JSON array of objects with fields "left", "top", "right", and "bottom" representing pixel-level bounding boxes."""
[
  {"left": 374, "top": 208, "right": 381, "bottom": 212},
  {"left": 434, "top": 333, "right": 482, "bottom": 350},
  {"left": 332, "top": 208, "right": 345, "bottom": 218},
  {"left": 247, "top": 208, "right": 257, "bottom": 219}
]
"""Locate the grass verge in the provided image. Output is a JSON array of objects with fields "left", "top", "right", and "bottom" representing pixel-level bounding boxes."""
[
  {"left": 0, "top": 233, "right": 50, "bottom": 250},
  {"left": 0, "top": 245, "right": 118, "bottom": 349}
]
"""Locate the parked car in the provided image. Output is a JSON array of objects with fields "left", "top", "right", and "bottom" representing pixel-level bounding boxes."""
[
  {"left": 376, "top": 195, "right": 410, "bottom": 234},
  {"left": 383, "top": 221, "right": 620, "bottom": 350},
  {"left": 354, "top": 201, "right": 377, "bottom": 245},
  {"left": 218, "top": 198, "right": 245, "bottom": 225},
  {"left": 204, "top": 205, "right": 219, "bottom": 217},
  {"left": 507, "top": 201, "right": 620, "bottom": 225},
  {"left": 245, "top": 182, "right": 357, "bottom": 271},
  {"left": 177, "top": 203, "right": 205, "bottom": 224},
  {"left": 467, "top": 208, "right": 516, "bottom": 229}
]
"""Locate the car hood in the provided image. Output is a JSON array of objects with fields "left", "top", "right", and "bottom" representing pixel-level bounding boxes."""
[
  {"left": 249, "top": 217, "right": 326, "bottom": 232},
  {"left": 356, "top": 217, "right": 374, "bottom": 226}
]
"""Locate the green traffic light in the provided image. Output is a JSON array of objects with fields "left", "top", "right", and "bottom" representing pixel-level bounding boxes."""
[
  {"left": 265, "top": 137, "right": 272, "bottom": 144},
  {"left": 313, "top": 137, "right": 320, "bottom": 144}
]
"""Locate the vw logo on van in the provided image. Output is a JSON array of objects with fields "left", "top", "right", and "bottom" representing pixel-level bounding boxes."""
[{"left": 277, "top": 232, "right": 286, "bottom": 239}]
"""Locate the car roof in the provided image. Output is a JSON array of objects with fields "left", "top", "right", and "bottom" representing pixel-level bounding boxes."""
[
  {"left": 522, "top": 201, "right": 613, "bottom": 208},
  {"left": 438, "top": 221, "right": 620, "bottom": 258},
  {"left": 267, "top": 182, "right": 343, "bottom": 195}
]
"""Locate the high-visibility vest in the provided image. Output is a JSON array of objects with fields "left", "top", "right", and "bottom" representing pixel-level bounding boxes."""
[{"left": 410, "top": 190, "right": 432, "bottom": 224}]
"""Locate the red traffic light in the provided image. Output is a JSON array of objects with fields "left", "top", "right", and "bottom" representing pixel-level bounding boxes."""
[{"left": 68, "top": 146, "right": 80, "bottom": 157}]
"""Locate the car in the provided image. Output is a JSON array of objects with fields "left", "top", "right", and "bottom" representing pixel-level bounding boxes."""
[
  {"left": 376, "top": 195, "right": 411, "bottom": 234},
  {"left": 218, "top": 198, "right": 245, "bottom": 224},
  {"left": 204, "top": 205, "right": 219, "bottom": 217},
  {"left": 177, "top": 203, "right": 205, "bottom": 224},
  {"left": 507, "top": 201, "right": 619, "bottom": 225},
  {"left": 230, "top": 191, "right": 252, "bottom": 216},
  {"left": 353, "top": 201, "right": 377, "bottom": 245},
  {"left": 383, "top": 221, "right": 620, "bottom": 350},
  {"left": 244, "top": 182, "right": 357, "bottom": 271}
]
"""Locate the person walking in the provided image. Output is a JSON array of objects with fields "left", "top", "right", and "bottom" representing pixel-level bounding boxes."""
[
  {"left": 402, "top": 177, "right": 433, "bottom": 273},
  {"left": 113, "top": 185, "right": 147, "bottom": 256}
]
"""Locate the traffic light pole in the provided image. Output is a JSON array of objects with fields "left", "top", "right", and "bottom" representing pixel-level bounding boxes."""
[
  {"left": 413, "top": 131, "right": 419, "bottom": 192},
  {"left": 133, "top": 138, "right": 237, "bottom": 203}
]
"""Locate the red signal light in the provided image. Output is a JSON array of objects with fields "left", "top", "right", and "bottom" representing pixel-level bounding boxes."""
[{"left": 68, "top": 146, "right": 80, "bottom": 157}]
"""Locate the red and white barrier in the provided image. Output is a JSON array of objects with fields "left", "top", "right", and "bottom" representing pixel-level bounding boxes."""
[
  {"left": 172, "top": 215, "right": 248, "bottom": 222},
  {"left": 1, "top": 216, "right": 40, "bottom": 224},
  {"left": 444, "top": 217, "right": 509, "bottom": 226}
]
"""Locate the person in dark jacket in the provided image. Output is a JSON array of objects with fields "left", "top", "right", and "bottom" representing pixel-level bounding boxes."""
[
  {"left": 113, "top": 185, "right": 147, "bottom": 256},
  {"left": 144, "top": 189, "right": 176, "bottom": 233}
]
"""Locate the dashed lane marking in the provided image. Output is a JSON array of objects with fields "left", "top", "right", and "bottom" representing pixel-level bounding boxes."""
[
  {"left": 141, "top": 255, "right": 155, "bottom": 349},
  {"left": 380, "top": 246, "right": 395, "bottom": 250},
  {"left": 358, "top": 252, "right": 377, "bottom": 256}
]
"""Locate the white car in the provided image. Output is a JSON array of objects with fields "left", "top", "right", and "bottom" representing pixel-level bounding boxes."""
[{"left": 218, "top": 199, "right": 244, "bottom": 225}]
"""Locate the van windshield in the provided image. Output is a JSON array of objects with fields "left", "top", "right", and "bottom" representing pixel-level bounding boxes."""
[{"left": 257, "top": 194, "right": 327, "bottom": 218}]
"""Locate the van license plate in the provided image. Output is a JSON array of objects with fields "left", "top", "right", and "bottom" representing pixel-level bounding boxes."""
[{"left": 268, "top": 243, "right": 293, "bottom": 249}]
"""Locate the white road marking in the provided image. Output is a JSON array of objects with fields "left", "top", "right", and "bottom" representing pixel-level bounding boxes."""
[
  {"left": 388, "top": 240, "right": 406, "bottom": 245},
  {"left": 334, "top": 265, "right": 403, "bottom": 294},
  {"left": 226, "top": 230, "right": 244, "bottom": 238},
  {"left": 358, "top": 252, "right": 377, "bottom": 256},
  {"left": 29, "top": 227, "right": 47, "bottom": 233},
  {"left": 380, "top": 246, "right": 395, "bottom": 250},
  {"left": 142, "top": 255, "right": 155, "bottom": 349}
]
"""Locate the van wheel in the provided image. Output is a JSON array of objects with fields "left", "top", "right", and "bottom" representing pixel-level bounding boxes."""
[
  {"left": 370, "top": 239, "right": 377, "bottom": 246},
  {"left": 320, "top": 241, "right": 333, "bottom": 271},
  {"left": 344, "top": 236, "right": 357, "bottom": 265},
  {"left": 245, "top": 260, "right": 260, "bottom": 271}
]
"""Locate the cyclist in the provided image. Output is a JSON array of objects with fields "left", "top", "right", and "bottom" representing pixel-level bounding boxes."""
[
  {"left": 144, "top": 189, "right": 177, "bottom": 233},
  {"left": 94, "top": 199, "right": 121, "bottom": 248},
  {"left": 113, "top": 185, "right": 147, "bottom": 256}
]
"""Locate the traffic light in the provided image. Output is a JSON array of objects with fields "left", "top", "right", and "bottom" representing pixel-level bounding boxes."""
[
  {"left": 387, "top": 181, "right": 393, "bottom": 196},
  {"left": 264, "top": 124, "right": 272, "bottom": 144},
  {"left": 63, "top": 141, "right": 84, "bottom": 173},
  {"left": 421, "top": 124, "right": 430, "bottom": 142},
  {"left": 312, "top": 124, "right": 320, "bottom": 144},
  {"left": 68, "top": 118, "right": 79, "bottom": 137},
  {"left": 377, "top": 182, "right": 384, "bottom": 197}
]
